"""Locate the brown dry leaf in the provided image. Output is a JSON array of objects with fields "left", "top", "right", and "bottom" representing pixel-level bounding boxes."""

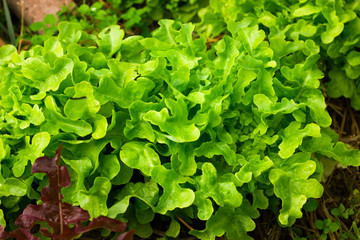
[{"left": 0, "top": 37, "right": 6, "bottom": 46}]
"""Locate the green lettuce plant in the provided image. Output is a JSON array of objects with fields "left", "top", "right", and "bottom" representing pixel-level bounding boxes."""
[
  {"left": 26, "top": 0, "right": 360, "bottom": 110},
  {"left": 0, "top": 17, "right": 360, "bottom": 239},
  {"left": 196, "top": 0, "right": 360, "bottom": 109}
]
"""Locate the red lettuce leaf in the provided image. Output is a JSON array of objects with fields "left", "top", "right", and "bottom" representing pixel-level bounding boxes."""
[
  {"left": 0, "top": 144, "right": 134, "bottom": 240},
  {"left": 116, "top": 230, "right": 136, "bottom": 240},
  {"left": 0, "top": 225, "right": 38, "bottom": 240}
]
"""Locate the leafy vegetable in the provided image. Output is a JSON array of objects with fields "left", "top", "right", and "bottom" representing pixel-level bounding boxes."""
[
  {"left": 1, "top": 1, "right": 360, "bottom": 238},
  {"left": 0, "top": 145, "right": 134, "bottom": 239},
  {"left": 196, "top": 0, "right": 360, "bottom": 109}
]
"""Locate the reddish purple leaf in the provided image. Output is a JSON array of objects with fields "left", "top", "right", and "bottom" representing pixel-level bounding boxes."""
[
  {"left": 0, "top": 225, "right": 39, "bottom": 240},
  {"left": 116, "top": 230, "right": 136, "bottom": 240}
]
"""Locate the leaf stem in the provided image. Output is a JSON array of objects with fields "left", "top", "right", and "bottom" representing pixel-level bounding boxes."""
[
  {"left": 176, "top": 215, "right": 194, "bottom": 231},
  {"left": 17, "top": 0, "right": 24, "bottom": 53},
  {"left": 57, "top": 146, "right": 64, "bottom": 235}
]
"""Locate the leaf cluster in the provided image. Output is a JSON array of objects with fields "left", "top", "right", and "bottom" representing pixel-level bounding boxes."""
[
  {"left": 1, "top": 1, "right": 360, "bottom": 239},
  {"left": 313, "top": 204, "right": 358, "bottom": 240},
  {"left": 24, "top": 0, "right": 360, "bottom": 109},
  {"left": 194, "top": 0, "right": 360, "bottom": 109},
  {"left": 0, "top": 145, "right": 134, "bottom": 240}
]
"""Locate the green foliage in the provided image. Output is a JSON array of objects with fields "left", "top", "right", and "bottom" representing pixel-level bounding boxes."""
[
  {"left": 291, "top": 202, "right": 359, "bottom": 240},
  {"left": 195, "top": 0, "right": 360, "bottom": 109},
  {"left": 25, "top": 0, "right": 208, "bottom": 46},
  {"left": 1, "top": 0, "right": 360, "bottom": 239},
  {"left": 314, "top": 204, "right": 359, "bottom": 240},
  {"left": 315, "top": 218, "right": 341, "bottom": 240}
]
